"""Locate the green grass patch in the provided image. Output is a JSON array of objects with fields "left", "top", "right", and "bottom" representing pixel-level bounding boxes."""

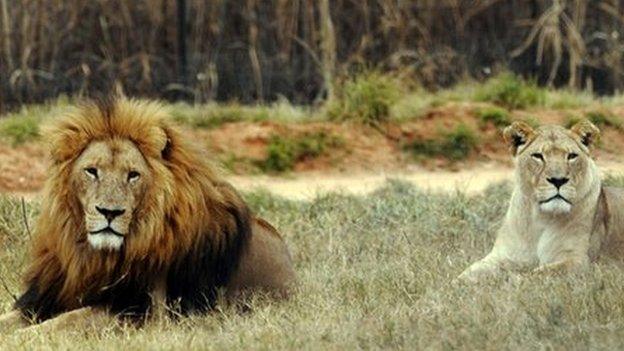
[
  {"left": 477, "top": 107, "right": 511, "bottom": 128},
  {"left": 259, "top": 132, "right": 344, "bottom": 172},
  {"left": 476, "top": 73, "right": 546, "bottom": 109},
  {"left": 565, "top": 109, "right": 623, "bottom": 130},
  {"left": 0, "top": 116, "right": 40, "bottom": 146},
  {"left": 328, "top": 71, "right": 402, "bottom": 125},
  {"left": 544, "top": 89, "right": 597, "bottom": 109},
  {"left": 405, "top": 124, "right": 478, "bottom": 161},
  {"left": 0, "top": 97, "right": 73, "bottom": 145},
  {"left": 170, "top": 100, "right": 313, "bottom": 128}
]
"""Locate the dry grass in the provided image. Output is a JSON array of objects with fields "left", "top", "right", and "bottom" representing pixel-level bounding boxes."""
[{"left": 2, "top": 180, "right": 624, "bottom": 349}]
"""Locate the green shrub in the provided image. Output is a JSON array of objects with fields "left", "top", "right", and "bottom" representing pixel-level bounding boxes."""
[
  {"left": 586, "top": 110, "right": 622, "bottom": 129},
  {"left": 171, "top": 103, "right": 250, "bottom": 128},
  {"left": 477, "top": 107, "right": 511, "bottom": 128},
  {"left": 565, "top": 110, "right": 622, "bottom": 130},
  {"left": 0, "top": 116, "right": 40, "bottom": 145},
  {"left": 328, "top": 71, "right": 402, "bottom": 125},
  {"left": 476, "top": 73, "right": 545, "bottom": 109},
  {"left": 170, "top": 100, "right": 315, "bottom": 128},
  {"left": 260, "top": 132, "right": 344, "bottom": 172},
  {"left": 0, "top": 98, "right": 71, "bottom": 145},
  {"left": 604, "top": 174, "right": 624, "bottom": 187},
  {"left": 522, "top": 116, "right": 540, "bottom": 129},
  {"left": 406, "top": 124, "right": 478, "bottom": 161}
]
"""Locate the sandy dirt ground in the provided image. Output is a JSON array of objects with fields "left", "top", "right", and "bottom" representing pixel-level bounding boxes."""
[
  {"left": 229, "top": 160, "right": 624, "bottom": 200},
  {"left": 6, "top": 161, "right": 624, "bottom": 202}
]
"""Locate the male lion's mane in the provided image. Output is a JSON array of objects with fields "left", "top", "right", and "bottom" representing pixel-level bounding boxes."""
[{"left": 15, "top": 97, "right": 252, "bottom": 321}]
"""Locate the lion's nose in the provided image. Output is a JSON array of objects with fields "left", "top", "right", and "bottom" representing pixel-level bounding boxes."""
[
  {"left": 96, "top": 206, "right": 126, "bottom": 222},
  {"left": 547, "top": 177, "right": 569, "bottom": 189}
]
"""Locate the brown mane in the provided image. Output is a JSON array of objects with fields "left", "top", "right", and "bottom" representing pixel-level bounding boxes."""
[{"left": 16, "top": 98, "right": 252, "bottom": 320}]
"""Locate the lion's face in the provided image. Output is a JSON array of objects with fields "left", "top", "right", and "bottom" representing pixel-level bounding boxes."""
[
  {"left": 72, "top": 140, "right": 151, "bottom": 250},
  {"left": 504, "top": 120, "right": 600, "bottom": 215}
]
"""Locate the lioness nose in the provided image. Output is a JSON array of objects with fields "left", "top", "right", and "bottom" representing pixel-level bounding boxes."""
[
  {"left": 547, "top": 177, "right": 569, "bottom": 189},
  {"left": 96, "top": 206, "right": 126, "bottom": 222}
]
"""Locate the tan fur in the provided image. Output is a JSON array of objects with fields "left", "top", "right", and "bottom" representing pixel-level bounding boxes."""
[
  {"left": 1, "top": 97, "right": 296, "bottom": 331},
  {"left": 227, "top": 219, "right": 296, "bottom": 299},
  {"left": 459, "top": 120, "right": 624, "bottom": 281}
]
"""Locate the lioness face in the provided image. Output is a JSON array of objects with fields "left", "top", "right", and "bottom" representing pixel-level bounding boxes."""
[
  {"left": 504, "top": 121, "right": 600, "bottom": 215},
  {"left": 72, "top": 140, "right": 151, "bottom": 250}
]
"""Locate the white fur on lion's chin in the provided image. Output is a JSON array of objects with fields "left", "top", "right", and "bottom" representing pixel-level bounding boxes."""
[
  {"left": 539, "top": 198, "right": 572, "bottom": 214},
  {"left": 87, "top": 233, "right": 124, "bottom": 250}
]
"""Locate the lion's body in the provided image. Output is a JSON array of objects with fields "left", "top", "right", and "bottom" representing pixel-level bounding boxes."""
[
  {"left": 460, "top": 121, "right": 624, "bottom": 281},
  {"left": 2, "top": 98, "right": 295, "bottom": 329}
]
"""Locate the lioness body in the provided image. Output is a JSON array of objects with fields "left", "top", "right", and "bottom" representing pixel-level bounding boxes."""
[
  {"left": 460, "top": 120, "right": 624, "bottom": 280},
  {"left": 0, "top": 98, "right": 295, "bottom": 332}
]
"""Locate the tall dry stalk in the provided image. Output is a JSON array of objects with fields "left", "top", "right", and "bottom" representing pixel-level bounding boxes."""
[
  {"left": 511, "top": 0, "right": 586, "bottom": 87},
  {"left": 1, "top": 0, "right": 13, "bottom": 73},
  {"left": 3, "top": 0, "right": 624, "bottom": 110},
  {"left": 319, "top": 0, "right": 336, "bottom": 101},
  {"left": 247, "top": 0, "right": 263, "bottom": 101}
]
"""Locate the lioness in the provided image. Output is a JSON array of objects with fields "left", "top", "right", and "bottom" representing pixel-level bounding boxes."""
[{"left": 459, "top": 120, "right": 624, "bottom": 281}]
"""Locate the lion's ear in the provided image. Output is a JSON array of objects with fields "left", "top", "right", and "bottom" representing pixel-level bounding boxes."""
[
  {"left": 570, "top": 119, "right": 600, "bottom": 149},
  {"left": 503, "top": 121, "right": 535, "bottom": 155},
  {"left": 154, "top": 126, "right": 172, "bottom": 159}
]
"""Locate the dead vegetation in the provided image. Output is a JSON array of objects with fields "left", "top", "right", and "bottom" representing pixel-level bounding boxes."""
[{"left": 3, "top": 1, "right": 624, "bottom": 111}]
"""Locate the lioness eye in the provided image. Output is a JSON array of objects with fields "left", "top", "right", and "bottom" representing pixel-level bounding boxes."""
[
  {"left": 531, "top": 153, "right": 544, "bottom": 161},
  {"left": 84, "top": 167, "right": 98, "bottom": 179},
  {"left": 568, "top": 153, "right": 578, "bottom": 160},
  {"left": 128, "top": 171, "right": 140, "bottom": 182}
]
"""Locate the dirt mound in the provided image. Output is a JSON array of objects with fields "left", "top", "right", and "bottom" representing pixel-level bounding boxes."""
[{"left": 2, "top": 102, "right": 624, "bottom": 194}]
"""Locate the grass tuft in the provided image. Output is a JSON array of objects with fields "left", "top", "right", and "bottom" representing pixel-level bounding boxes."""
[
  {"left": 477, "top": 107, "right": 511, "bottom": 128},
  {"left": 565, "top": 109, "right": 623, "bottom": 130},
  {"left": 405, "top": 124, "right": 478, "bottom": 161},
  {"left": 328, "top": 71, "right": 402, "bottom": 125},
  {"left": 0, "top": 116, "right": 40, "bottom": 146},
  {"left": 259, "top": 132, "right": 344, "bottom": 172},
  {"left": 170, "top": 99, "right": 313, "bottom": 128},
  {"left": 476, "top": 73, "right": 545, "bottom": 109}
]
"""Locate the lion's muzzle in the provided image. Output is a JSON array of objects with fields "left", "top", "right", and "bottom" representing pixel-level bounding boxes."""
[{"left": 86, "top": 206, "right": 129, "bottom": 250}]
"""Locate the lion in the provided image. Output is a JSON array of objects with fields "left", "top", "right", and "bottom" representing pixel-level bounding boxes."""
[
  {"left": 459, "top": 119, "right": 624, "bottom": 281},
  {"left": 0, "top": 97, "right": 296, "bottom": 332}
]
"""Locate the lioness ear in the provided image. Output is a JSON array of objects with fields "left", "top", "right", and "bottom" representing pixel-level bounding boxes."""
[
  {"left": 503, "top": 121, "right": 535, "bottom": 155},
  {"left": 570, "top": 119, "right": 600, "bottom": 149}
]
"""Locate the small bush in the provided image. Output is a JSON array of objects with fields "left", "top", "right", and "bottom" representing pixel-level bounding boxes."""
[
  {"left": 586, "top": 110, "right": 622, "bottom": 129},
  {"left": 565, "top": 110, "right": 622, "bottom": 130},
  {"left": 544, "top": 89, "right": 596, "bottom": 109},
  {"left": 476, "top": 73, "right": 545, "bottom": 109},
  {"left": 0, "top": 116, "right": 40, "bottom": 145},
  {"left": 328, "top": 71, "right": 402, "bottom": 125},
  {"left": 171, "top": 103, "right": 251, "bottom": 128},
  {"left": 604, "top": 174, "right": 624, "bottom": 187},
  {"left": 522, "top": 116, "right": 541, "bottom": 129},
  {"left": 406, "top": 124, "right": 478, "bottom": 161},
  {"left": 170, "top": 99, "right": 313, "bottom": 129},
  {"left": 477, "top": 107, "right": 511, "bottom": 128},
  {"left": 260, "top": 132, "right": 343, "bottom": 172}
]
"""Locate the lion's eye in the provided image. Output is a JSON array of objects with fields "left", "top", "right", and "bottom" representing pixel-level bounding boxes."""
[
  {"left": 128, "top": 171, "right": 140, "bottom": 182},
  {"left": 84, "top": 167, "right": 98, "bottom": 179},
  {"left": 568, "top": 153, "right": 578, "bottom": 161},
  {"left": 531, "top": 153, "right": 544, "bottom": 161}
]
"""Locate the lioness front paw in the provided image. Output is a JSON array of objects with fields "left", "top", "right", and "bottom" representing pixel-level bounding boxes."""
[{"left": 532, "top": 260, "right": 585, "bottom": 275}]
